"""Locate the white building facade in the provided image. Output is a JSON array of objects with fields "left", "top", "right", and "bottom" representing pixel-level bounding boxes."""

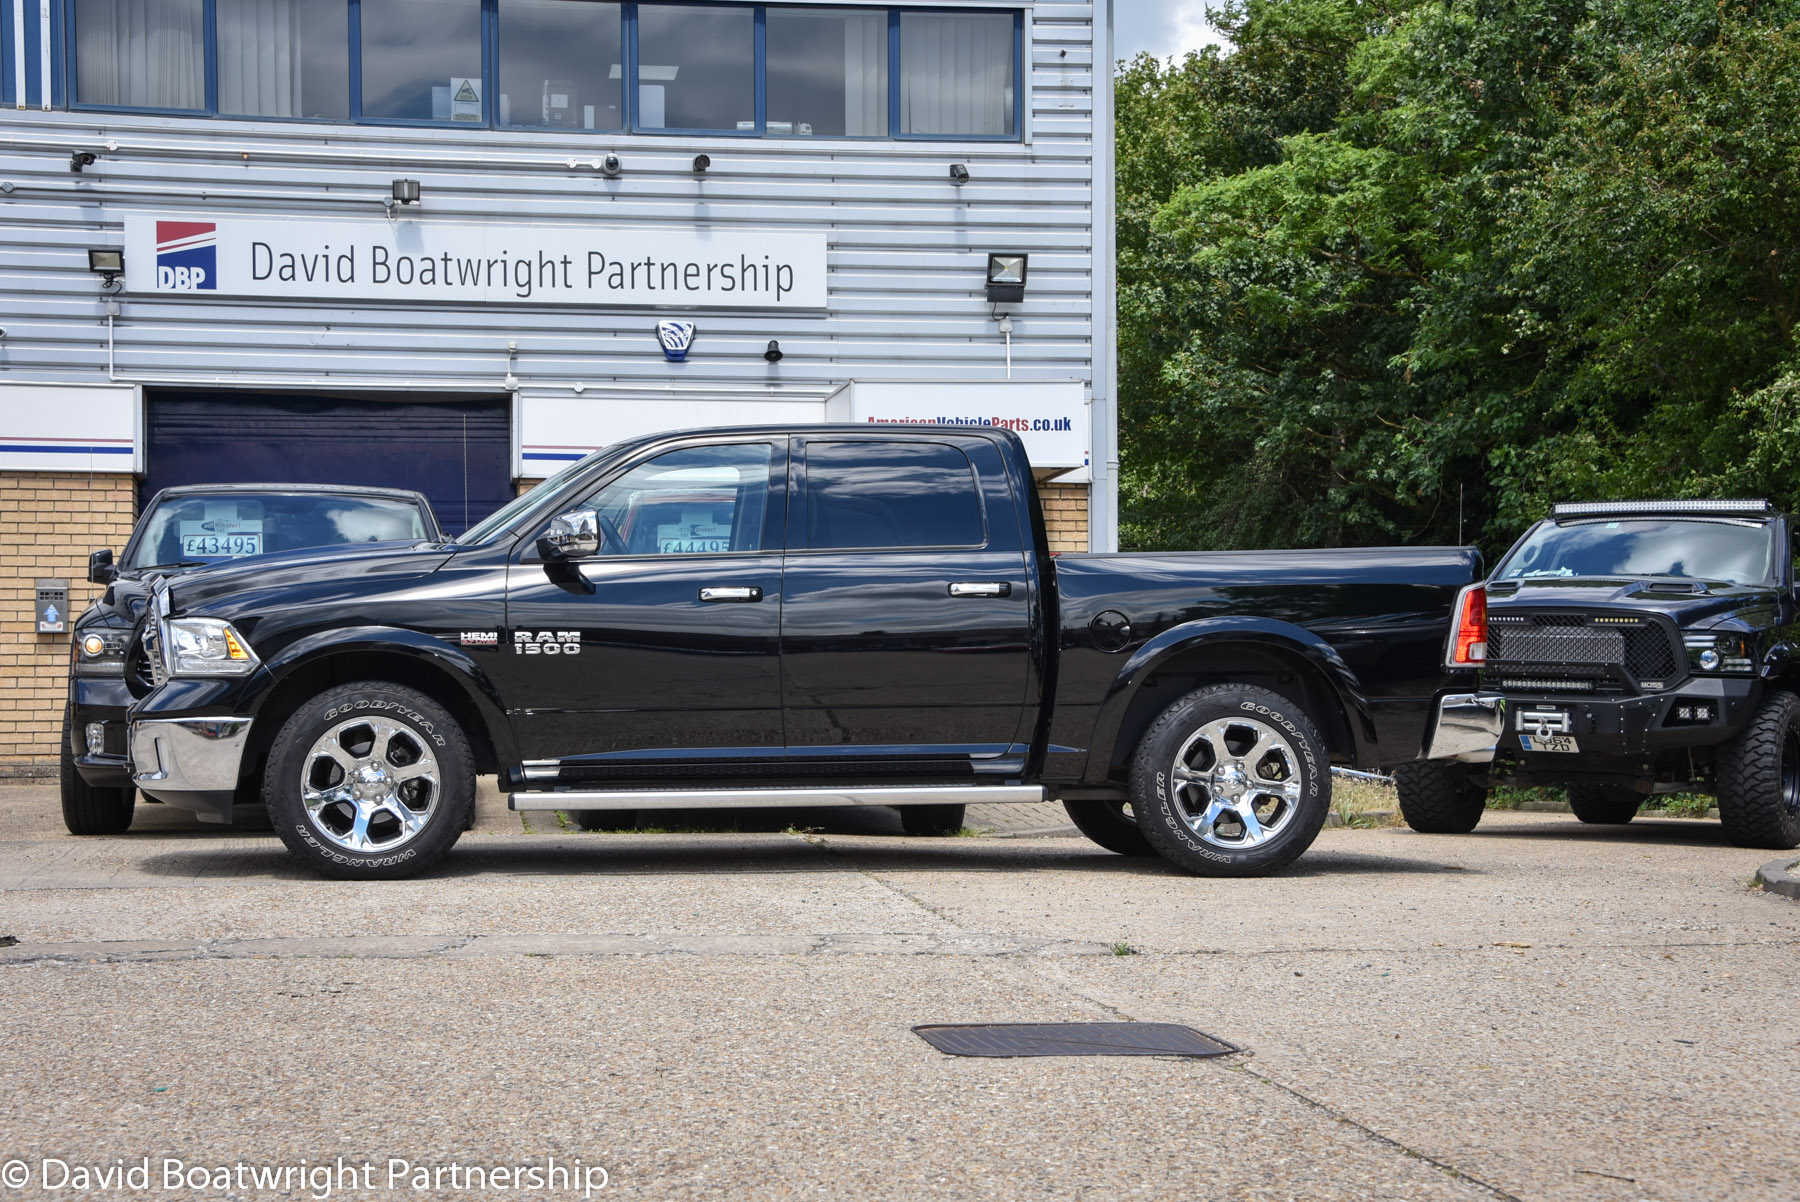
[{"left": 0, "top": 0, "right": 1114, "bottom": 767}]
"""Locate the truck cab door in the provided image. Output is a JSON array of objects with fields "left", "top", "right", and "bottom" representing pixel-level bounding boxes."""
[
  {"left": 503, "top": 438, "right": 788, "bottom": 775},
  {"left": 779, "top": 435, "right": 1033, "bottom": 773}
]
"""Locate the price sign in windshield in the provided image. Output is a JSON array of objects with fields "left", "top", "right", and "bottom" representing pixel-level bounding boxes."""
[{"left": 181, "top": 532, "right": 263, "bottom": 559}]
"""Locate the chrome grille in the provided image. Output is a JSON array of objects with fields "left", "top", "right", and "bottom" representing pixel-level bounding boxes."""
[{"left": 140, "top": 623, "right": 167, "bottom": 688}]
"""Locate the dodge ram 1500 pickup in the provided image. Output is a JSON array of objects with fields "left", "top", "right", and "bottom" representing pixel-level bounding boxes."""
[{"left": 119, "top": 426, "right": 1490, "bottom": 879}]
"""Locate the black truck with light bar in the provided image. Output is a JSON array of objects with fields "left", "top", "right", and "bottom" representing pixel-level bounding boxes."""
[{"left": 1392, "top": 498, "right": 1800, "bottom": 849}]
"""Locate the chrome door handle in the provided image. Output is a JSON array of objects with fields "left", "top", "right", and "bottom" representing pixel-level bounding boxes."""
[
  {"left": 948, "top": 582, "right": 1011, "bottom": 598},
  {"left": 699, "top": 586, "right": 763, "bottom": 603}
]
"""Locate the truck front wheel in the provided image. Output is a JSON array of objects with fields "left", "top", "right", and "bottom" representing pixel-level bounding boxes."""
[
  {"left": 264, "top": 682, "right": 474, "bottom": 879},
  {"left": 59, "top": 707, "right": 134, "bottom": 836},
  {"left": 1566, "top": 782, "right": 1642, "bottom": 825},
  {"left": 1129, "top": 684, "right": 1332, "bottom": 877},
  {"left": 1392, "top": 761, "right": 1488, "bottom": 834},
  {"left": 1716, "top": 689, "right": 1800, "bottom": 850}
]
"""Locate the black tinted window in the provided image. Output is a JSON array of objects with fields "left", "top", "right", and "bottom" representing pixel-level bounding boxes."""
[
  {"left": 804, "top": 442, "right": 984, "bottom": 550},
  {"left": 1498, "top": 518, "right": 1777, "bottom": 585}
]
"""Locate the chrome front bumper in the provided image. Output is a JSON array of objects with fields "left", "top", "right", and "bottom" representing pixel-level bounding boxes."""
[
  {"left": 129, "top": 717, "right": 253, "bottom": 819},
  {"left": 1423, "top": 693, "right": 1504, "bottom": 763}
]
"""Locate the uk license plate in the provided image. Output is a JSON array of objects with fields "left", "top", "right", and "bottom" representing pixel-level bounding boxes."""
[{"left": 1519, "top": 733, "right": 1579, "bottom": 754}]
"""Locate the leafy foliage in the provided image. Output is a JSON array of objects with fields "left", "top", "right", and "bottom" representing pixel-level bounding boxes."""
[{"left": 1117, "top": 0, "right": 1800, "bottom": 557}]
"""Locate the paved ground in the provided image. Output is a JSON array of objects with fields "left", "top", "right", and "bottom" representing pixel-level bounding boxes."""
[{"left": 1, "top": 781, "right": 1795, "bottom": 1201}]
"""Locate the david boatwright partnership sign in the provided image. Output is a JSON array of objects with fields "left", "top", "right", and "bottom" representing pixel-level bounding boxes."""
[{"left": 121, "top": 217, "right": 826, "bottom": 309}]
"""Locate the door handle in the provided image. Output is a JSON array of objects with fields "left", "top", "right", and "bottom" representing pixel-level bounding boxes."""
[
  {"left": 699, "top": 586, "right": 763, "bottom": 603},
  {"left": 948, "top": 582, "right": 1011, "bottom": 598}
]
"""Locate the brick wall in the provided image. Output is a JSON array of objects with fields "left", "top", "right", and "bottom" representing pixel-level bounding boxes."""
[
  {"left": 0, "top": 472, "right": 137, "bottom": 775},
  {"left": 1039, "top": 481, "right": 1090, "bottom": 553}
]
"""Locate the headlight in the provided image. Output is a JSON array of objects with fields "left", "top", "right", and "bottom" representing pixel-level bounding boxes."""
[
  {"left": 1684, "top": 633, "right": 1756, "bottom": 674},
  {"left": 165, "top": 618, "right": 260, "bottom": 677},
  {"left": 73, "top": 630, "right": 129, "bottom": 676}
]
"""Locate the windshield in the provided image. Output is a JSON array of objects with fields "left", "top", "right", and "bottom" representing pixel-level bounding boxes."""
[
  {"left": 459, "top": 449, "right": 609, "bottom": 545},
  {"left": 128, "top": 493, "right": 431, "bottom": 568},
  {"left": 1496, "top": 518, "right": 1778, "bottom": 586}
]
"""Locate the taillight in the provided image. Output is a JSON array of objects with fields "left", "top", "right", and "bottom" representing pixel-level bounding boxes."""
[{"left": 1447, "top": 584, "right": 1487, "bottom": 668}]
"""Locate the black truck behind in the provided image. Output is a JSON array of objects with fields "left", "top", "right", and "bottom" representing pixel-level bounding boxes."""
[
  {"left": 117, "top": 426, "right": 1488, "bottom": 879},
  {"left": 1393, "top": 499, "right": 1800, "bottom": 849}
]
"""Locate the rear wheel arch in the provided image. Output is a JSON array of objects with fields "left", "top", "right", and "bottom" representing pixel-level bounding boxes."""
[
  {"left": 246, "top": 647, "right": 506, "bottom": 789},
  {"left": 1099, "top": 637, "right": 1363, "bottom": 783}
]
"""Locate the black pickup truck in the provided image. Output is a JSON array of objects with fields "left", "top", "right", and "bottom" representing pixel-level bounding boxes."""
[
  {"left": 118, "top": 426, "right": 1488, "bottom": 879},
  {"left": 1392, "top": 499, "right": 1800, "bottom": 849}
]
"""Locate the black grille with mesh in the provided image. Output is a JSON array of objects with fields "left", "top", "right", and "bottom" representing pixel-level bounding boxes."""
[{"left": 1488, "top": 612, "right": 1679, "bottom": 686}]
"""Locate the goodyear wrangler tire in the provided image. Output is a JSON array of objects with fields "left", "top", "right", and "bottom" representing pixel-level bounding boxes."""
[
  {"left": 1392, "top": 761, "right": 1488, "bottom": 834},
  {"left": 1716, "top": 689, "right": 1800, "bottom": 850},
  {"left": 1130, "top": 684, "right": 1332, "bottom": 877},
  {"left": 264, "top": 682, "right": 474, "bottom": 879},
  {"left": 1062, "top": 799, "right": 1156, "bottom": 856}
]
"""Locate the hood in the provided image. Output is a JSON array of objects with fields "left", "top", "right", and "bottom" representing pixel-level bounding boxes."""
[
  {"left": 1486, "top": 577, "right": 1780, "bottom": 626},
  {"left": 165, "top": 540, "right": 456, "bottom": 614}
]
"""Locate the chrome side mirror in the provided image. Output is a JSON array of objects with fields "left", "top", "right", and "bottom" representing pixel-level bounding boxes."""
[{"left": 537, "top": 510, "right": 601, "bottom": 560}]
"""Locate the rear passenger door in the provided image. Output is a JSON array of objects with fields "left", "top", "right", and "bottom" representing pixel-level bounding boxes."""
[{"left": 779, "top": 436, "right": 1033, "bottom": 772}]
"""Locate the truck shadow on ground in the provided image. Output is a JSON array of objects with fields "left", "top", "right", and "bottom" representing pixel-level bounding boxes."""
[{"left": 1467, "top": 817, "right": 1737, "bottom": 847}]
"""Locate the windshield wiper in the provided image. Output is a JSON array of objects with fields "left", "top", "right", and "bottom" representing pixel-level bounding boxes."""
[{"left": 138, "top": 560, "right": 207, "bottom": 571}]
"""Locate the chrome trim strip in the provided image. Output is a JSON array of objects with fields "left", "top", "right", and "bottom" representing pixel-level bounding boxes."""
[
  {"left": 1423, "top": 693, "right": 1504, "bottom": 763},
  {"left": 509, "top": 785, "right": 1048, "bottom": 811},
  {"left": 129, "top": 717, "right": 254, "bottom": 792}
]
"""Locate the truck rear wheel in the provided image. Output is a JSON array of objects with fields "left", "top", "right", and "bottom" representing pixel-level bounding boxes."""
[
  {"left": 59, "top": 707, "right": 134, "bottom": 836},
  {"left": 1392, "top": 761, "right": 1487, "bottom": 834},
  {"left": 1716, "top": 690, "right": 1800, "bottom": 850},
  {"left": 1062, "top": 799, "right": 1155, "bottom": 856},
  {"left": 1130, "top": 684, "right": 1331, "bottom": 877},
  {"left": 264, "top": 682, "right": 474, "bottom": 879},
  {"left": 1566, "top": 782, "right": 1643, "bottom": 825},
  {"left": 899, "top": 804, "right": 966, "bottom": 836}
]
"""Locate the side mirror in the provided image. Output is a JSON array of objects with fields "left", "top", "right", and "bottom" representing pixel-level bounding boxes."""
[
  {"left": 87, "top": 548, "right": 117, "bottom": 585},
  {"left": 537, "top": 510, "right": 601, "bottom": 560}
]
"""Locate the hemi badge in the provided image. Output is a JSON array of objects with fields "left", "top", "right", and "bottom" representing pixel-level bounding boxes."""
[{"left": 460, "top": 631, "right": 500, "bottom": 647}]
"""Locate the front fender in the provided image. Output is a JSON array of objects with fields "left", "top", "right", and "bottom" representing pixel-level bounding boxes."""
[
  {"left": 1086, "top": 617, "right": 1380, "bottom": 776},
  {"left": 259, "top": 626, "right": 516, "bottom": 765}
]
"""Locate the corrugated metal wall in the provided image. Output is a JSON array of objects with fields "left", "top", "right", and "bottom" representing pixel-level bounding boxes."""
[{"left": 0, "top": 2, "right": 1097, "bottom": 404}]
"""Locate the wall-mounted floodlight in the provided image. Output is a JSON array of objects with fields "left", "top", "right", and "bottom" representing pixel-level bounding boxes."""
[
  {"left": 391, "top": 179, "right": 421, "bottom": 204},
  {"left": 985, "top": 253, "right": 1028, "bottom": 304},
  {"left": 693, "top": 154, "right": 711, "bottom": 173},
  {"left": 763, "top": 340, "right": 783, "bottom": 363},
  {"left": 601, "top": 154, "right": 622, "bottom": 178},
  {"left": 949, "top": 163, "right": 970, "bottom": 184},
  {"left": 70, "top": 151, "right": 98, "bottom": 173},
  {"left": 87, "top": 248, "right": 124, "bottom": 289}
]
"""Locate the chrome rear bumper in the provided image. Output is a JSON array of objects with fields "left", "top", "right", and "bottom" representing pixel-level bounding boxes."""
[{"left": 1423, "top": 693, "right": 1504, "bottom": 763}]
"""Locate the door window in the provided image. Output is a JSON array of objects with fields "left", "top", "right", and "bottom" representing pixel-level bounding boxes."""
[
  {"left": 802, "top": 441, "right": 985, "bottom": 550},
  {"left": 574, "top": 443, "right": 775, "bottom": 556}
]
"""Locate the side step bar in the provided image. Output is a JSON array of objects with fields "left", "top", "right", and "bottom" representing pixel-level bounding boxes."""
[{"left": 508, "top": 785, "right": 1048, "bottom": 811}]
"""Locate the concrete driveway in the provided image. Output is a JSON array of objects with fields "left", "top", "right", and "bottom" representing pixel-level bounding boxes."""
[{"left": 0, "top": 782, "right": 1794, "bottom": 1201}]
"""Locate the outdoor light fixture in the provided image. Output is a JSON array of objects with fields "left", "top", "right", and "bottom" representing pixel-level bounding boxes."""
[
  {"left": 985, "top": 253, "right": 1028, "bottom": 305},
  {"left": 87, "top": 248, "right": 124, "bottom": 289},
  {"left": 70, "top": 151, "right": 97, "bottom": 173},
  {"left": 693, "top": 154, "right": 711, "bottom": 173},
  {"left": 763, "top": 340, "right": 783, "bottom": 363},
  {"left": 601, "top": 154, "right": 622, "bottom": 178},
  {"left": 949, "top": 163, "right": 970, "bottom": 184},
  {"left": 391, "top": 179, "right": 420, "bottom": 204}
]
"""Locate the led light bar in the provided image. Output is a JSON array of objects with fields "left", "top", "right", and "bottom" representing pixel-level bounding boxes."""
[
  {"left": 1497, "top": 679, "right": 1597, "bottom": 692},
  {"left": 1551, "top": 499, "right": 1773, "bottom": 517}
]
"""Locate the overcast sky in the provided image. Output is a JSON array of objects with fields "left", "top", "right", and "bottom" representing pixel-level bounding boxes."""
[{"left": 1115, "top": 1, "right": 1228, "bottom": 62}]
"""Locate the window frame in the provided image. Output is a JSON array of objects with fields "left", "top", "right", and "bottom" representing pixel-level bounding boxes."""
[
  {"left": 790, "top": 436, "right": 991, "bottom": 555},
  {"left": 60, "top": 0, "right": 1024, "bottom": 142}
]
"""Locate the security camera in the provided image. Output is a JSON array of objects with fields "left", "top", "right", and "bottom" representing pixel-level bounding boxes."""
[
  {"left": 693, "top": 154, "right": 711, "bottom": 173},
  {"left": 70, "top": 151, "right": 98, "bottom": 173},
  {"left": 600, "top": 153, "right": 622, "bottom": 178},
  {"left": 949, "top": 163, "right": 970, "bottom": 184}
]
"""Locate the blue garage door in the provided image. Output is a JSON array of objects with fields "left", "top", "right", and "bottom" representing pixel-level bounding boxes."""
[{"left": 143, "top": 392, "right": 512, "bottom": 537}]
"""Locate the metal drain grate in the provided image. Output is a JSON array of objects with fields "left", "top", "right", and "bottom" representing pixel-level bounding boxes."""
[{"left": 913, "top": 1022, "right": 1236, "bottom": 1059}]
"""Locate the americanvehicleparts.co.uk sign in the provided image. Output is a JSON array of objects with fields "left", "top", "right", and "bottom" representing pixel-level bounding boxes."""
[{"left": 120, "top": 216, "right": 828, "bottom": 309}]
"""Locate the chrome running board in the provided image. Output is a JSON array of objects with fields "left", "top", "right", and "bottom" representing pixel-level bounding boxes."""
[{"left": 508, "top": 784, "right": 1047, "bottom": 811}]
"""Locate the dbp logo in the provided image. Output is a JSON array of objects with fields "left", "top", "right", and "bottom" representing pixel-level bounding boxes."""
[
  {"left": 656, "top": 320, "right": 696, "bottom": 362},
  {"left": 155, "top": 221, "right": 217, "bottom": 290}
]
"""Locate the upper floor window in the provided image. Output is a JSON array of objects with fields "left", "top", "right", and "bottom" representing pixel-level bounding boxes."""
[{"left": 64, "top": 2, "right": 1023, "bottom": 140}]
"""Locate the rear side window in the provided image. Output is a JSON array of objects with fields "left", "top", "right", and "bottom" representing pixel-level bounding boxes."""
[{"left": 803, "top": 441, "right": 984, "bottom": 550}]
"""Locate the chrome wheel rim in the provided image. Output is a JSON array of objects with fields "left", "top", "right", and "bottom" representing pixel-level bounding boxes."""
[
  {"left": 300, "top": 717, "right": 439, "bottom": 853},
  {"left": 1170, "top": 716, "right": 1302, "bottom": 849}
]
